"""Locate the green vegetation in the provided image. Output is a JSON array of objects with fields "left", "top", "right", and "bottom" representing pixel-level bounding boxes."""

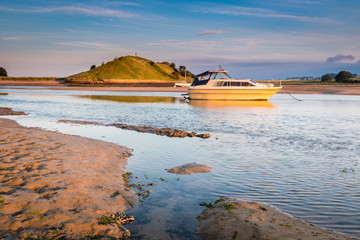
[
  {"left": 224, "top": 203, "right": 236, "bottom": 210},
  {"left": 0, "top": 67, "right": 7, "bottom": 77},
  {"left": 69, "top": 56, "right": 184, "bottom": 81},
  {"left": 279, "top": 223, "right": 293, "bottom": 228},
  {"left": 0, "top": 196, "right": 5, "bottom": 205},
  {"left": 122, "top": 172, "right": 133, "bottom": 183},
  {"left": 200, "top": 198, "right": 224, "bottom": 208},
  {"left": 0, "top": 77, "right": 58, "bottom": 81},
  {"left": 335, "top": 71, "right": 355, "bottom": 83},
  {"left": 321, "top": 74, "right": 333, "bottom": 82}
]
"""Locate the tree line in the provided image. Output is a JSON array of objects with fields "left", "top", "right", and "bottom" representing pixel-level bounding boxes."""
[
  {"left": 161, "top": 62, "right": 195, "bottom": 81},
  {"left": 321, "top": 71, "right": 359, "bottom": 83},
  {"left": 0, "top": 67, "right": 7, "bottom": 77}
]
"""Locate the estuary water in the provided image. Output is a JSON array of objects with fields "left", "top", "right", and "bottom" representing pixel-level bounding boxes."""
[{"left": 0, "top": 87, "right": 360, "bottom": 239}]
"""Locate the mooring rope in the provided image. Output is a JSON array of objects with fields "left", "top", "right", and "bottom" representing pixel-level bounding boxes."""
[{"left": 283, "top": 86, "right": 302, "bottom": 101}]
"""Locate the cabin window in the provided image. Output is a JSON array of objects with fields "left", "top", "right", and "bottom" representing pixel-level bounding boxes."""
[
  {"left": 213, "top": 73, "right": 229, "bottom": 80},
  {"left": 210, "top": 73, "right": 218, "bottom": 80},
  {"left": 242, "top": 82, "right": 255, "bottom": 86},
  {"left": 222, "top": 81, "right": 255, "bottom": 86},
  {"left": 198, "top": 74, "right": 210, "bottom": 81},
  {"left": 230, "top": 82, "right": 241, "bottom": 86},
  {"left": 224, "top": 73, "right": 232, "bottom": 79}
]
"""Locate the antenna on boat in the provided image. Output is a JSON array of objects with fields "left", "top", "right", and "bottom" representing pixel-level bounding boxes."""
[{"left": 185, "top": 63, "right": 187, "bottom": 82}]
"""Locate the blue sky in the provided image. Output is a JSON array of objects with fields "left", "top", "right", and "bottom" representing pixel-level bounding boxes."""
[{"left": 0, "top": 0, "right": 359, "bottom": 79}]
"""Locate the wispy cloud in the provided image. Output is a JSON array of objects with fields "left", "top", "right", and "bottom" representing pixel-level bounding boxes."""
[
  {"left": 197, "top": 30, "right": 224, "bottom": 36},
  {"left": 326, "top": 54, "right": 356, "bottom": 63},
  {"left": 105, "top": 1, "right": 142, "bottom": 7},
  {"left": 197, "top": 5, "right": 335, "bottom": 24},
  {"left": 146, "top": 39, "right": 214, "bottom": 48},
  {"left": 0, "top": 6, "right": 137, "bottom": 19},
  {"left": 57, "top": 41, "right": 110, "bottom": 49},
  {"left": 293, "top": 0, "right": 321, "bottom": 4},
  {"left": 2, "top": 36, "right": 20, "bottom": 41}
]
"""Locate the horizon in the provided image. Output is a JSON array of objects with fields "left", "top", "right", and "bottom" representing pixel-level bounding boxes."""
[{"left": 0, "top": 0, "right": 359, "bottom": 79}]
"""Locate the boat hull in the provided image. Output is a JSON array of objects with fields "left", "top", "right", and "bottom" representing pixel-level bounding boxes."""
[{"left": 188, "top": 87, "right": 282, "bottom": 100}]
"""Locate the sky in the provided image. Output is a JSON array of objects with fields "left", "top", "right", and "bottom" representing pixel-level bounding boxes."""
[{"left": 0, "top": 0, "right": 359, "bottom": 79}]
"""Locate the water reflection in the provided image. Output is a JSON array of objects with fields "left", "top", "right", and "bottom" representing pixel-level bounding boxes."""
[
  {"left": 189, "top": 99, "right": 274, "bottom": 109},
  {"left": 79, "top": 95, "right": 178, "bottom": 103}
]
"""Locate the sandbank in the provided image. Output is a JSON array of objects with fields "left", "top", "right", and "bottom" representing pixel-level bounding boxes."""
[
  {"left": 1, "top": 80, "right": 360, "bottom": 95},
  {"left": 0, "top": 117, "right": 138, "bottom": 239},
  {"left": 197, "top": 197, "right": 358, "bottom": 240}
]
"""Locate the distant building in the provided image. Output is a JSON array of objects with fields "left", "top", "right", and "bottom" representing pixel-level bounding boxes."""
[{"left": 285, "top": 76, "right": 320, "bottom": 80}]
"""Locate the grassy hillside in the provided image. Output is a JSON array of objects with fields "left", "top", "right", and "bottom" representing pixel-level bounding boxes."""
[{"left": 68, "top": 56, "right": 179, "bottom": 82}]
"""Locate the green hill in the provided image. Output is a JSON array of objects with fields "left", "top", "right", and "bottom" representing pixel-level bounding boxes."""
[{"left": 67, "top": 56, "right": 180, "bottom": 82}]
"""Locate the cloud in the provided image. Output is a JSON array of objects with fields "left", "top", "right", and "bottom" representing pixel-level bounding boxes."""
[
  {"left": 197, "top": 5, "right": 335, "bottom": 24},
  {"left": 57, "top": 41, "right": 110, "bottom": 49},
  {"left": 0, "top": 6, "right": 137, "bottom": 19},
  {"left": 293, "top": 0, "right": 321, "bottom": 4},
  {"left": 2, "top": 36, "right": 20, "bottom": 40},
  {"left": 146, "top": 39, "right": 214, "bottom": 48},
  {"left": 326, "top": 54, "right": 356, "bottom": 63},
  {"left": 197, "top": 30, "right": 224, "bottom": 36}
]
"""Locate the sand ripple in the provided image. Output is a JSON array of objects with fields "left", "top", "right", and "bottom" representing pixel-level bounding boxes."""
[{"left": 0, "top": 118, "right": 138, "bottom": 239}]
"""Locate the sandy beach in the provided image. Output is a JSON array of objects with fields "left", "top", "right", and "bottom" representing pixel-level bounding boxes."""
[{"left": 0, "top": 116, "right": 138, "bottom": 239}]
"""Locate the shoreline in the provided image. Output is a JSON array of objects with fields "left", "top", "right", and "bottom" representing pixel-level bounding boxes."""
[
  {"left": 0, "top": 116, "right": 138, "bottom": 239},
  {"left": 1, "top": 80, "right": 360, "bottom": 95}
]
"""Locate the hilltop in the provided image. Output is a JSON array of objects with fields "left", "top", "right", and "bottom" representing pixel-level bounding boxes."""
[{"left": 66, "top": 56, "right": 188, "bottom": 85}]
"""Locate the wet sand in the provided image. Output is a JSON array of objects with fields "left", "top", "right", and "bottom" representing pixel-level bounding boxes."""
[
  {"left": 1, "top": 80, "right": 360, "bottom": 95},
  {"left": 197, "top": 197, "right": 357, "bottom": 240},
  {"left": 0, "top": 117, "right": 138, "bottom": 239}
]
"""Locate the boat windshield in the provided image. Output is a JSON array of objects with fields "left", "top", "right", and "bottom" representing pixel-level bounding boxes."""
[{"left": 210, "top": 72, "right": 232, "bottom": 80}]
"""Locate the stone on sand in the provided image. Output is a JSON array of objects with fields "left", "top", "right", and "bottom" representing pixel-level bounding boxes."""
[{"left": 167, "top": 162, "right": 213, "bottom": 175}]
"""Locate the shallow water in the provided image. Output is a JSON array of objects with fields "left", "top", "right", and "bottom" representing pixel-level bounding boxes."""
[{"left": 1, "top": 87, "right": 360, "bottom": 239}]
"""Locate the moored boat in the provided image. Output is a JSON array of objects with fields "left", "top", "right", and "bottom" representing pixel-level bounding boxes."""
[{"left": 188, "top": 69, "right": 282, "bottom": 101}]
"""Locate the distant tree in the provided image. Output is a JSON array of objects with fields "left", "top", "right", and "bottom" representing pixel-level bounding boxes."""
[
  {"left": 0, "top": 67, "right": 7, "bottom": 77},
  {"left": 321, "top": 74, "right": 332, "bottom": 82},
  {"left": 170, "top": 63, "right": 176, "bottom": 71},
  {"left": 162, "top": 61, "right": 170, "bottom": 66},
  {"left": 335, "top": 71, "right": 354, "bottom": 82},
  {"left": 179, "top": 65, "right": 186, "bottom": 76},
  {"left": 149, "top": 61, "right": 155, "bottom": 66},
  {"left": 90, "top": 65, "right": 96, "bottom": 70}
]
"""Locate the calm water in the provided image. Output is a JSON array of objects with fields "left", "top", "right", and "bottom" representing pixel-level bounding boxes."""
[{"left": 1, "top": 87, "right": 360, "bottom": 239}]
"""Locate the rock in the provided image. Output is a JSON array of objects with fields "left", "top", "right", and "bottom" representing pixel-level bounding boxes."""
[
  {"left": 59, "top": 120, "right": 210, "bottom": 139},
  {"left": 0, "top": 107, "right": 27, "bottom": 116},
  {"left": 195, "top": 133, "right": 211, "bottom": 139},
  {"left": 167, "top": 162, "right": 213, "bottom": 175}
]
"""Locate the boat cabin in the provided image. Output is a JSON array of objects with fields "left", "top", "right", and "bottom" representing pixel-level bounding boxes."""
[{"left": 191, "top": 70, "right": 256, "bottom": 87}]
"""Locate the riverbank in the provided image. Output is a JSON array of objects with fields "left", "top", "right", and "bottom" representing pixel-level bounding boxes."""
[
  {"left": 1, "top": 80, "right": 360, "bottom": 95},
  {"left": 197, "top": 197, "right": 357, "bottom": 240},
  {"left": 0, "top": 116, "right": 138, "bottom": 239}
]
